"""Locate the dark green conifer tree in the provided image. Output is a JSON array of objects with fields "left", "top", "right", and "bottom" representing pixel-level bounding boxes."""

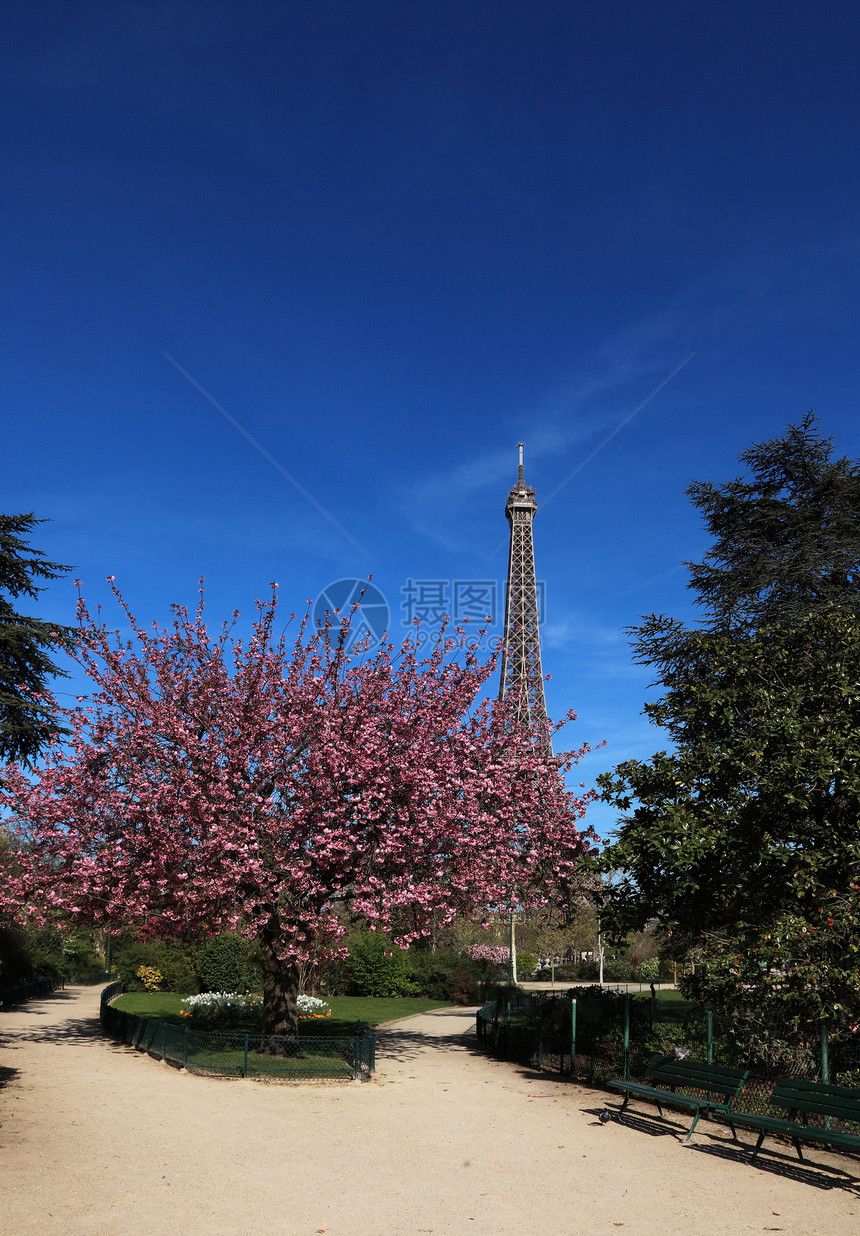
[
  {"left": 0, "top": 514, "right": 75, "bottom": 764},
  {"left": 599, "top": 416, "right": 860, "bottom": 1032}
]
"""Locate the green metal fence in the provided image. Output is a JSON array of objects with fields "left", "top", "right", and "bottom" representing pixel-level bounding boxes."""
[
  {"left": 100, "top": 984, "right": 375, "bottom": 1081},
  {"left": 476, "top": 987, "right": 860, "bottom": 1121},
  {"left": 0, "top": 976, "right": 63, "bottom": 1008}
]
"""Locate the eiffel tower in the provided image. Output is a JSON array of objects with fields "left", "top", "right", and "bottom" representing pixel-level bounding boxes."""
[
  {"left": 499, "top": 442, "right": 548, "bottom": 740},
  {"left": 498, "top": 443, "right": 549, "bottom": 985}
]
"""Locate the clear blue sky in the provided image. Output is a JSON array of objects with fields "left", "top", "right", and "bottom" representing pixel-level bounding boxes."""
[{"left": 5, "top": 2, "right": 860, "bottom": 838}]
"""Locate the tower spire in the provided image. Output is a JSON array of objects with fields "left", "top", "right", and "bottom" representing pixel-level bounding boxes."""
[{"left": 499, "top": 443, "right": 548, "bottom": 741}]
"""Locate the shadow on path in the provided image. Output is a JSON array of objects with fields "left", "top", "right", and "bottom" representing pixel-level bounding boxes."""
[
  {"left": 576, "top": 1100, "right": 860, "bottom": 1196},
  {"left": 583, "top": 1104, "right": 683, "bottom": 1141},
  {"left": 691, "top": 1136, "right": 860, "bottom": 1194},
  {"left": 0, "top": 1062, "right": 21, "bottom": 1089},
  {"left": 375, "top": 1027, "right": 481, "bottom": 1063},
  {"left": 0, "top": 989, "right": 82, "bottom": 1012},
  {"left": 1, "top": 1015, "right": 109, "bottom": 1049}
]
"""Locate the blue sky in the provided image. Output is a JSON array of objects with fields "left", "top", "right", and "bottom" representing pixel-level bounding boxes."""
[{"left": 5, "top": 2, "right": 860, "bottom": 838}]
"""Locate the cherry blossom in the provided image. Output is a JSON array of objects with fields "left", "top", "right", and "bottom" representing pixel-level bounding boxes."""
[{"left": 0, "top": 581, "right": 597, "bottom": 1037}]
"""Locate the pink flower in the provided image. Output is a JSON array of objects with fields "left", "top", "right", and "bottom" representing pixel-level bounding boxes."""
[{"left": 0, "top": 578, "right": 598, "bottom": 1017}]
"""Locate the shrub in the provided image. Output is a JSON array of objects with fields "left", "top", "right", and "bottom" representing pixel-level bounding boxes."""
[
  {"left": 0, "top": 924, "right": 39, "bottom": 986},
  {"left": 634, "top": 957, "right": 660, "bottom": 982},
  {"left": 516, "top": 951, "right": 537, "bottom": 977},
  {"left": 114, "top": 942, "right": 161, "bottom": 991},
  {"left": 445, "top": 968, "right": 479, "bottom": 1005},
  {"left": 151, "top": 940, "right": 201, "bottom": 994},
  {"left": 196, "top": 932, "right": 255, "bottom": 994},
  {"left": 113, "top": 938, "right": 202, "bottom": 992},
  {"left": 0, "top": 924, "right": 103, "bottom": 986},
  {"left": 603, "top": 958, "right": 633, "bottom": 981},
  {"left": 565, "top": 961, "right": 592, "bottom": 981},
  {"left": 405, "top": 948, "right": 463, "bottom": 999},
  {"left": 341, "top": 931, "right": 419, "bottom": 997},
  {"left": 135, "top": 965, "right": 163, "bottom": 991}
]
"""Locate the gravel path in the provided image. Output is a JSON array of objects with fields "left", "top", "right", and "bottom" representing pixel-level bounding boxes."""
[{"left": 1, "top": 986, "right": 859, "bottom": 1235}]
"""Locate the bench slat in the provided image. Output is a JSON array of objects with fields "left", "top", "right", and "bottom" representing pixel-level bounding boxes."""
[
  {"left": 767, "top": 1079, "right": 860, "bottom": 1125},
  {"left": 608, "top": 1056, "right": 749, "bottom": 1145},
  {"left": 732, "top": 1077, "right": 860, "bottom": 1162}
]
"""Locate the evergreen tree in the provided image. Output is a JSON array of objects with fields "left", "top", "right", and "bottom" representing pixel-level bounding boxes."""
[
  {"left": 0, "top": 514, "right": 74, "bottom": 764},
  {"left": 631, "top": 413, "right": 860, "bottom": 673},
  {"left": 599, "top": 416, "right": 860, "bottom": 1030}
]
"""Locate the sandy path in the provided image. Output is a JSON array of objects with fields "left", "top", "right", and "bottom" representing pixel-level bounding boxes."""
[{"left": 1, "top": 987, "right": 859, "bottom": 1236}]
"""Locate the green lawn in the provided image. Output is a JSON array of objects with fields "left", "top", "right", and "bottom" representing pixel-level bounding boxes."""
[
  {"left": 633, "top": 988, "right": 695, "bottom": 1024},
  {"left": 183, "top": 1038, "right": 359, "bottom": 1080},
  {"left": 111, "top": 991, "right": 452, "bottom": 1036}
]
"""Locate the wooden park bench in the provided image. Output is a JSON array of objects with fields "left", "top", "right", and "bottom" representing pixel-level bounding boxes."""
[
  {"left": 730, "top": 1077, "right": 860, "bottom": 1162},
  {"left": 608, "top": 1053, "right": 749, "bottom": 1145}
]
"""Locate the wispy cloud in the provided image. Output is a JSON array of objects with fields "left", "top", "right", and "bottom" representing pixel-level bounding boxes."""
[
  {"left": 390, "top": 276, "right": 711, "bottom": 549},
  {"left": 398, "top": 230, "right": 860, "bottom": 557}
]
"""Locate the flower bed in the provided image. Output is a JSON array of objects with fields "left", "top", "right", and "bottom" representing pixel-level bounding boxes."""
[
  {"left": 179, "top": 991, "right": 332, "bottom": 1021},
  {"left": 298, "top": 994, "right": 331, "bottom": 1020},
  {"left": 180, "top": 991, "right": 262, "bottom": 1019}
]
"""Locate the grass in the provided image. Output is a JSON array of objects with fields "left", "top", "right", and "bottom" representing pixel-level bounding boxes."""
[
  {"left": 633, "top": 988, "right": 695, "bottom": 1025},
  {"left": 112, "top": 991, "right": 452, "bottom": 1036},
  {"left": 184, "top": 1037, "right": 359, "bottom": 1080}
]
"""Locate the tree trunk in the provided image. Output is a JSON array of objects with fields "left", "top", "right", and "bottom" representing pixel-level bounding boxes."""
[{"left": 260, "top": 932, "right": 300, "bottom": 1052}]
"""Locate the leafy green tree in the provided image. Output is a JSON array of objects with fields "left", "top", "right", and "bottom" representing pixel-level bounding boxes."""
[
  {"left": 632, "top": 413, "right": 860, "bottom": 672},
  {"left": 518, "top": 899, "right": 599, "bottom": 977},
  {"left": 687, "top": 412, "right": 860, "bottom": 631},
  {"left": 600, "top": 417, "right": 860, "bottom": 1029},
  {"left": 600, "top": 609, "right": 860, "bottom": 1026},
  {"left": 0, "top": 514, "right": 74, "bottom": 763},
  {"left": 0, "top": 921, "right": 102, "bottom": 985}
]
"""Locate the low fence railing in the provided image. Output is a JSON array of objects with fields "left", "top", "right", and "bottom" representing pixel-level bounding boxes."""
[
  {"left": 476, "top": 987, "right": 860, "bottom": 1120},
  {"left": 0, "top": 976, "right": 63, "bottom": 1009},
  {"left": 100, "top": 984, "right": 375, "bottom": 1081}
]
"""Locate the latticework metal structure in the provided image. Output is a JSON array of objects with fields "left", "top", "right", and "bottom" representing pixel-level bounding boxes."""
[{"left": 499, "top": 443, "right": 548, "bottom": 737}]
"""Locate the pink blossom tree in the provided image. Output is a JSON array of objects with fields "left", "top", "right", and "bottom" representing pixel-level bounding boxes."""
[
  {"left": 465, "top": 944, "right": 510, "bottom": 966},
  {"left": 0, "top": 581, "right": 597, "bottom": 1038}
]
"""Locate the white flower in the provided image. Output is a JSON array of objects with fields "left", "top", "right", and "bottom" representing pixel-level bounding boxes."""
[
  {"left": 181, "top": 991, "right": 262, "bottom": 1017},
  {"left": 297, "top": 994, "right": 331, "bottom": 1016}
]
